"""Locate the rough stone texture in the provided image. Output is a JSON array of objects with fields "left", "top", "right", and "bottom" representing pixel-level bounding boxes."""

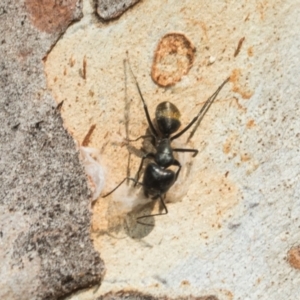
[
  {"left": 25, "top": 0, "right": 82, "bottom": 33},
  {"left": 96, "top": 0, "right": 140, "bottom": 20},
  {"left": 98, "top": 291, "right": 219, "bottom": 300},
  {"left": 0, "top": 0, "right": 104, "bottom": 299},
  {"left": 53, "top": 0, "right": 300, "bottom": 299}
]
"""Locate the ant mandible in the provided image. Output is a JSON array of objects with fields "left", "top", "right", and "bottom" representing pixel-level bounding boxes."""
[{"left": 103, "top": 63, "right": 229, "bottom": 225}]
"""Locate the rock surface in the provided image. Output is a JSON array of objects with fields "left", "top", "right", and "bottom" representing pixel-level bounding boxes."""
[{"left": 2, "top": 0, "right": 300, "bottom": 299}]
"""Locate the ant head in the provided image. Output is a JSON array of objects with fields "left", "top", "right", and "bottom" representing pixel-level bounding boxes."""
[{"left": 155, "top": 101, "right": 181, "bottom": 136}]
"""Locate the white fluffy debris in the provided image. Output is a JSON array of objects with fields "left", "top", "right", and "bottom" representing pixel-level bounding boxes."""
[{"left": 80, "top": 146, "right": 105, "bottom": 201}]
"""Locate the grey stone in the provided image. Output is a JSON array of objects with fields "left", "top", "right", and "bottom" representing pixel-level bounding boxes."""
[
  {"left": 97, "top": 0, "right": 140, "bottom": 20},
  {"left": 0, "top": 0, "right": 104, "bottom": 299}
]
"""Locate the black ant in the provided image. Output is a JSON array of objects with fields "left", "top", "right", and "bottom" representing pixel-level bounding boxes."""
[{"left": 103, "top": 65, "right": 229, "bottom": 225}]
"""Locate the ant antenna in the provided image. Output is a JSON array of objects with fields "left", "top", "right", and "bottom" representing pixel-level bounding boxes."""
[
  {"left": 185, "top": 77, "right": 230, "bottom": 143},
  {"left": 125, "top": 52, "right": 158, "bottom": 136}
]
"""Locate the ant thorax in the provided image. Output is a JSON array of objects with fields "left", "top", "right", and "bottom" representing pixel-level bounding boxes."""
[{"left": 154, "top": 138, "right": 174, "bottom": 168}]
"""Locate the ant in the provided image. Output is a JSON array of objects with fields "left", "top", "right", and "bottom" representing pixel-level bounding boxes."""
[{"left": 103, "top": 64, "right": 230, "bottom": 225}]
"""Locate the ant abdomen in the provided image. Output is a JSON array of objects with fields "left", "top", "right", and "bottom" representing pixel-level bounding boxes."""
[{"left": 155, "top": 101, "right": 181, "bottom": 136}]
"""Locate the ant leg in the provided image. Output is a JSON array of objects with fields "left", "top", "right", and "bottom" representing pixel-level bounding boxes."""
[
  {"left": 102, "top": 177, "right": 142, "bottom": 198},
  {"left": 171, "top": 77, "right": 230, "bottom": 141},
  {"left": 134, "top": 152, "right": 155, "bottom": 186},
  {"left": 173, "top": 148, "right": 199, "bottom": 157},
  {"left": 137, "top": 194, "right": 168, "bottom": 226},
  {"left": 126, "top": 134, "right": 154, "bottom": 142},
  {"left": 172, "top": 159, "right": 182, "bottom": 180},
  {"left": 126, "top": 56, "right": 158, "bottom": 136}
]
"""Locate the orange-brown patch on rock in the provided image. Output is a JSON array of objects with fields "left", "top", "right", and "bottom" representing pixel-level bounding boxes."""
[
  {"left": 25, "top": 0, "right": 79, "bottom": 34},
  {"left": 256, "top": 0, "right": 268, "bottom": 21},
  {"left": 241, "top": 153, "right": 251, "bottom": 162},
  {"left": 151, "top": 33, "right": 196, "bottom": 87},
  {"left": 234, "top": 37, "right": 245, "bottom": 57},
  {"left": 81, "top": 124, "right": 96, "bottom": 147},
  {"left": 180, "top": 280, "right": 190, "bottom": 286},
  {"left": 246, "top": 119, "right": 255, "bottom": 129},
  {"left": 247, "top": 46, "right": 254, "bottom": 57},
  {"left": 221, "top": 289, "right": 234, "bottom": 300},
  {"left": 287, "top": 246, "right": 300, "bottom": 269},
  {"left": 230, "top": 69, "right": 253, "bottom": 99},
  {"left": 232, "top": 97, "right": 247, "bottom": 113},
  {"left": 223, "top": 140, "right": 231, "bottom": 154},
  {"left": 223, "top": 134, "right": 237, "bottom": 155}
]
